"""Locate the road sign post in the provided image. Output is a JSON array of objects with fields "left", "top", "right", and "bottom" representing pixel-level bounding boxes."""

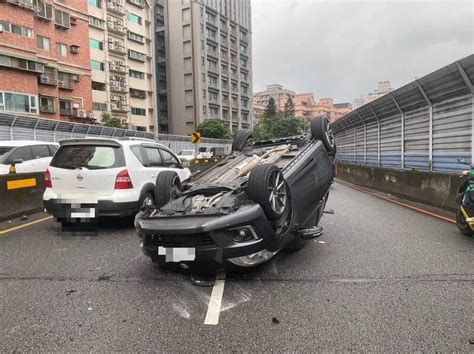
[{"left": 191, "top": 132, "right": 201, "bottom": 158}]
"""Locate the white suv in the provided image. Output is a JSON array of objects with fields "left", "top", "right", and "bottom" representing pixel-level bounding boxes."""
[{"left": 43, "top": 138, "right": 191, "bottom": 219}]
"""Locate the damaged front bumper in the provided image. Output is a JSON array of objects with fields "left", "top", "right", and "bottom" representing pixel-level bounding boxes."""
[{"left": 136, "top": 204, "right": 279, "bottom": 267}]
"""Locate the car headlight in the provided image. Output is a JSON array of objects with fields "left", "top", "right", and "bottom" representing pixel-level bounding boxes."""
[{"left": 228, "top": 225, "right": 259, "bottom": 243}]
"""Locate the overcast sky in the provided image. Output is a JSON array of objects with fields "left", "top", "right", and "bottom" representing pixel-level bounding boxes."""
[{"left": 251, "top": 0, "right": 474, "bottom": 103}]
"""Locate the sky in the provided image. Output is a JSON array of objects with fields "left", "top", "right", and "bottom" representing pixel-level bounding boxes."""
[{"left": 251, "top": 0, "right": 474, "bottom": 103}]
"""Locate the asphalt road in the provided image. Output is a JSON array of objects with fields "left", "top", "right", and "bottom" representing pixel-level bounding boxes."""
[{"left": 1, "top": 182, "right": 473, "bottom": 351}]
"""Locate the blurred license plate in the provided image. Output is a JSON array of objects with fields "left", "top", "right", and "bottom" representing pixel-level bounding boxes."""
[
  {"left": 158, "top": 247, "right": 196, "bottom": 262},
  {"left": 70, "top": 208, "right": 96, "bottom": 218}
]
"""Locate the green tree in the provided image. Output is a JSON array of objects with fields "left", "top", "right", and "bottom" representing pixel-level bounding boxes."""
[
  {"left": 283, "top": 95, "right": 295, "bottom": 118},
  {"left": 198, "top": 118, "right": 232, "bottom": 139},
  {"left": 264, "top": 97, "right": 278, "bottom": 118},
  {"left": 253, "top": 115, "right": 306, "bottom": 141},
  {"left": 100, "top": 112, "right": 124, "bottom": 129}
]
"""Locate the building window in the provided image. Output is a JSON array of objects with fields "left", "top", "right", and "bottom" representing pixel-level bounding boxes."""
[
  {"left": 0, "top": 92, "right": 38, "bottom": 114},
  {"left": 89, "top": 39, "right": 103, "bottom": 50},
  {"left": 129, "top": 69, "right": 145, "bottom": 79},
  {"left": 40, "top": 96, "right": 55, "bottom": 113},
  {"left": 59, "top": 100, "right": 73, "bottom": 115},
  {"left": 209, "top": 106, "right": 218, "bottom": 116},
  {"left": 93, "top": 102, "right": 107, "bottom": 111},
  {"left": 91, "top": 60, "right": 104, "bottom": 71},
  {"left": 128, "top": 50, "right": 146, "bottom": 62},
  {"left": 89, "top": 16, "right": 105, "bottom": 29},
  {"left": 240, "top": 44, "right": 248, "bottom": 54},
  {"left": 127, "top": 31, "right": 145, "bottom": 43},
  {"left": 88, "top": 0, "right": 101, "bottom": 8},
  {"left": 55, "top": 9, "right": 71, "bottom": 28},
  {"left": 92, "top": 81, "right": 106, "bottom": 91},
  {"left": 130, "top": 89, "right": 146, "bottom": 99},
  {"left": 131, "top": 107, "right": 146, "bottom": 116},
  {"left": 0, "top": 21, "right": 33, "bottom": 38},
  {"left": 56, "top": 43, "right": 68, "bottom": 57},
  {"left": 127, "top": 13, "right": 142, "bottom": 25},
  {"left": 36, "top": 35, "right": 50, "bottom": 51}
]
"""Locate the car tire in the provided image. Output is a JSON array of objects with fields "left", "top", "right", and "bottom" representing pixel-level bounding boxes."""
[
  {"left": 155, "top": 171, "right": 181, "bottom": 209},
  {"left": 311, "top": 116, "right": 336, "bottom": 156},
  {"left": 456, "top": 209, "right": 474, "bottom": 236},
  {"left": 232, "top": 129, "right": 253, "bottom": 152},
  {"left": 248, "top": 164, "right": 289, "bottom": 221}
]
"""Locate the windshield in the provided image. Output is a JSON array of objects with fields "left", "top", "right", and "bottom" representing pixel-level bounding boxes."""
[
  {"left": 50, "top": 145, "right": 124, "bottom": 170},
  {"left": 0, "top": 146, "right": 14, "bottom": 158},
  {"left": 178, "top": 150, "right": 195, "bottom": 155}
]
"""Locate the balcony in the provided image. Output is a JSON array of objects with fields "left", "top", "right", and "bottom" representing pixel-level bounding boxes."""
[
  {"left": 110, "top": 85, "right": 128, "bottom": 93},
  {"left": 109, "top": 62, "right": 126, "bottom": 73},
  {"left": 111, "top": 104, "right": 129, "bottom": 112},
  {"left": 40, "top": 106, "right": 55, "bottom": 114},
  {"left": 107, "top": 2, "right": 126, "bottom": 16},
  {"left": 60, "top": 109, "right": 73, "bottom": 116},
  {"left": 127, "top": 0, "right": 144, "bottom": 8},
  {"left": 58, "top": 76, "right": 74, "bottom": 90},
  {"left": 5, "top": 0, "right": 36, "bottom": 11},
  {"left": 107, "top": 22, "right": 126, "bottom": 35},
  {"left": 108, "top": 43, "right": 126, "bottom": 55}
]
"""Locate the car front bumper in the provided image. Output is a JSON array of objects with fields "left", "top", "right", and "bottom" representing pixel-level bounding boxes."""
[{"left": 136, "top": 204, "right": 279, "bottom": 266}]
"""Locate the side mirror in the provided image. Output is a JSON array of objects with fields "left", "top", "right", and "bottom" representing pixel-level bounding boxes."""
[{"left": 181, "top": 161, "right": 190, "bottom": 169}]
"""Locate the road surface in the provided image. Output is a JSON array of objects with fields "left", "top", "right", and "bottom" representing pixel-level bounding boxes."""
[{"left": 1, "top": 182, "right": 473, "bottom": 351}]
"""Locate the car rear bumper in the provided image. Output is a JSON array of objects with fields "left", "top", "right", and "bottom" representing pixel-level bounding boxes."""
[
  {"left": 136, "top": 204, "right": 279, "bottom": 265},
  {"left": 44, "top": 199, "right": 139, "bottom": 218}
]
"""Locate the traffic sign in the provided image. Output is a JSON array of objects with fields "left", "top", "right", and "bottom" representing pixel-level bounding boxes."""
[{"left": 191, "top": 132, "right": 201, "bottom": 144}]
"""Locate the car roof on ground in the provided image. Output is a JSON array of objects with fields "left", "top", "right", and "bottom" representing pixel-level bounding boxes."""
[{"left": 0, "top": 140, "right": 59, "bottom": 147}]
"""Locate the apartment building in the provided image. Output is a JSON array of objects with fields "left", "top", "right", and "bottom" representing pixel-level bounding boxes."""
[
  {"left": 353, "top": 80, "right": 392, "bottom": 109},
  {"left": 0, "top": 0, "right": 93, "bottom": 121},
  {"left": 253, "top": 84, "right": 296, "bottom": 110},
  {"left": 155, "top": 0, "right": 253, "bottom": 135},
  {"left": 88, "top": 0, "right": 155, "bottom": 133}
]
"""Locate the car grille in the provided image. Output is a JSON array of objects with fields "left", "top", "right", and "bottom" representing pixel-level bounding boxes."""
[{"left": 147, "top": 233, "right": 215, "bottom": 247}]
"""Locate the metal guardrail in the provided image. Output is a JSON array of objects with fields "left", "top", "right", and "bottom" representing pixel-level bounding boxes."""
[
  {"left": 333, "top": 54, "right": 474, "bottom": 172},
  {"left": 0, "top": 112, "right": 233, "bottom": 154}
]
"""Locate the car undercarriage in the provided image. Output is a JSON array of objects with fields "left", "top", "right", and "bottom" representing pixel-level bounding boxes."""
[{"left": 136, "top": 116, "right": 336, "bottom": 268}]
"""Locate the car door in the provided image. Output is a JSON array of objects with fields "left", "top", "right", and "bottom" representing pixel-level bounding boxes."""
[
  {"left": 9, "top": 146, "right": 35, "bottom": 173},
  {"left": 141, "top": 145, "right": 166, "bottom": 185},
  {"left": 31, "top": 145, "right": 52, "bottom": 172},
  {"left": 158, "top": 148, "right": 192, "bottom": 182}
]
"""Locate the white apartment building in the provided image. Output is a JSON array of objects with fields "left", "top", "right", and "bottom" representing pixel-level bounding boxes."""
[
  {"left": 88, "top": 0, "right": 155, "bottom": 133},
  {"left": 155, "top": 0, "right": 253, "bottom": 135}
]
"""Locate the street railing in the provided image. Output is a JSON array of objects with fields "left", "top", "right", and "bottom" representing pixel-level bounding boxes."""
[{"left": 333, "top": 54, "right": 474, "bottom": 172}]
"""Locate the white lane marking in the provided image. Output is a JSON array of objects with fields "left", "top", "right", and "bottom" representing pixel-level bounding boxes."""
[{"left": 204, "top": 271, "right": 226, "bottom": 325}]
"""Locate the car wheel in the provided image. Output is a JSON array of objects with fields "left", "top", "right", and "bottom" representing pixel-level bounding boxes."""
[
  {"left": 311, "top": 116, "right": 336, "bottom": 156},
  {"left": 248, "top": 164, "right": 289, "bottom": 221},
  {"left": 139, "top": 192, "right": 155, "bottom": 211},
  {"left": 456, "top": 209, "right": 474, "bottom": 236},
  {"left": 155, "top": 171, "right": 181, "bottom": 209},
  {"left": 232, "top": 129, "right": 253, "bottom": 152}
]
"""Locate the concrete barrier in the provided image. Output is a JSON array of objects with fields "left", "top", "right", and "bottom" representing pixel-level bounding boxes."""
[
  {"left": 337, "top": 162, "right": 465, "bottom": 212},
  {"left": 0, "top": 172, "right": 46, "bottom": 221}
]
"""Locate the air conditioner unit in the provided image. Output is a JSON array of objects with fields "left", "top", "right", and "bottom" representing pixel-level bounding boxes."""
[
  {"left": 76, "top": 109, "right": 86, "bottom": 118},
  {"left": 117, "top": 25, "right": 123, "bottom": 31},
  {"left": 73, "top": 103, "right": 80, "bottom": 109},
  {"left": 70, "top": 45, "right": 80, "bottom": 54},
  {"left": 57, "top": 80, "right": 65, "bottom": 87},
  {"left": 87, "top": 113, "right": 96, "bottom": 119}
]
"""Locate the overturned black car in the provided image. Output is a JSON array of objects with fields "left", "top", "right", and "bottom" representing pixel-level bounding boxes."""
[{"left": 135, "top": 116, "right": 336, "bottom": 268}]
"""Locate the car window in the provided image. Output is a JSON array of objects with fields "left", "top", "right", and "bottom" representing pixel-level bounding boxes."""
[
  {"left": 160, "top": 149, "right": 180, "bottom": 168},
  {"left": 199, "top": 147, "right": 207, "bottom": 153},
  {"left": 31, "top": 145, "right": 50, "bottom": 159},
  {"left": 10, "top": 146, "right": 32, "bottom": 163},
  {"left": 48, "top": 145, "right": 58, "bottom": 156},
  {"left": 144, "top": 147, "right": 163, "bottom": 167},
  {"left": 0, "top": 146, "right": 14, "bottom": 160},
  {"left": 51, "top": 145, "right": 124, "bottom": 170},
  {"left": 130, "top": 145, "right": 146, "bottom": 165}
]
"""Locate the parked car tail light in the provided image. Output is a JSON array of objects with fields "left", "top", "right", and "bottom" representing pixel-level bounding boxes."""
[
  {"left": 45, "top": 169, "right": 52, "bottom": 188},
  {"left": 115, "top": 169, "right": 133, "bottom": 189}
]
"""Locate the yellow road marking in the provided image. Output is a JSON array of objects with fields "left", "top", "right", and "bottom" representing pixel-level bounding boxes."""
[
  {"left": 6, "top": 178, "right": 37, "bottom": 190},
  {"left": 0, "top": 216, "right": 53, "bottom": 236}
]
